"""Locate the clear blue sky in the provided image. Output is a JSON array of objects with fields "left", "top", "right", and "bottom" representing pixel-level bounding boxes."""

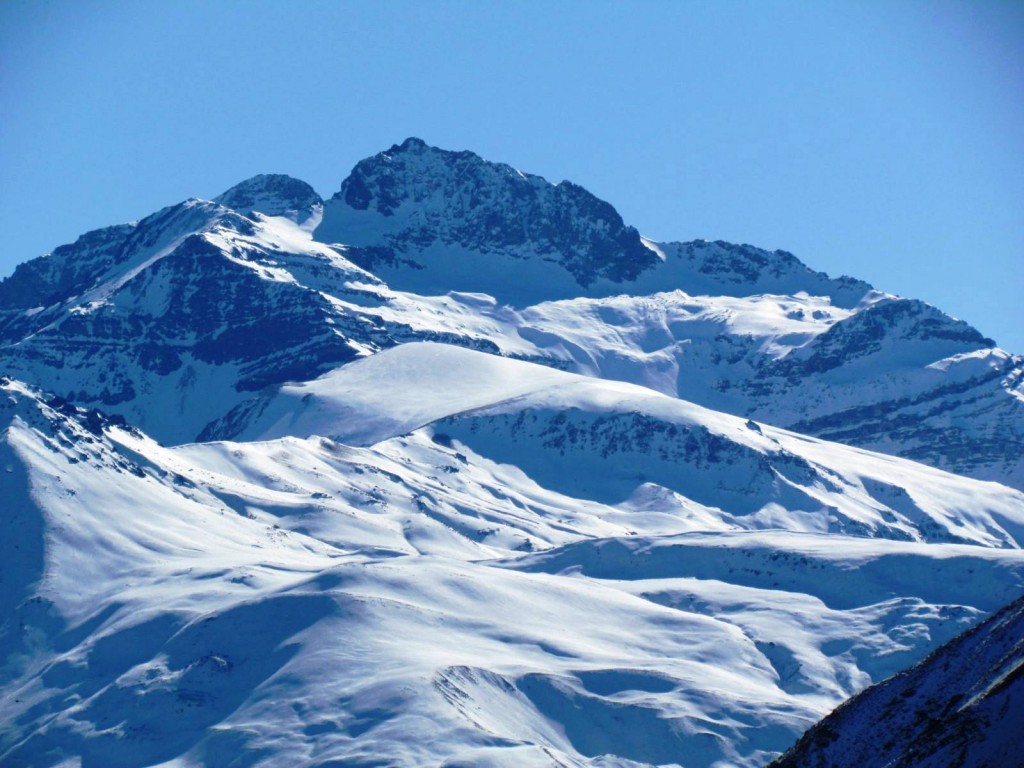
[{"left": 2, "top": 0, "right": 1022, "bottom": 351}]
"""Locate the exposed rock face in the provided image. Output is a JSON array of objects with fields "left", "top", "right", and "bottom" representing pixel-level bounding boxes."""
[
  {"left": 314, "top": 137, "right": 660, "bottom": 301},
  {"left": 0, "top": 201, "right": 375, "bottom": 441},
  {"left": 214, "top": 173, "right": 322, "bottom": 220},
  {"left": 719, "top": 297, "right": 1019, "bottom": 485},
  {"left": 770, "top": 593, "right": 1024, "bottom": 768},
  {"left": 638, "top": 239, "right": 875, "bottom": 309},
  {"left": 771, "top": 298, "right": 994, "bottom": 374},
  {"left": 0, "top": 223, "right": 137, "bottom": 312}
]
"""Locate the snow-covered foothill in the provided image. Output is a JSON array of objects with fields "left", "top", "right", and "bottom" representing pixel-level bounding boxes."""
[
  {"left": 215, "top": 343, "right": 1024, "bottom": 549},
  {"left": 2, "top": 373, "right": 1024, "bottom": 767}
]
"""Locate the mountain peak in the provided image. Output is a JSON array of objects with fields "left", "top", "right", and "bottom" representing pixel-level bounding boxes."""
[
  {"left": 390, "top": 136, "right": 429, "bottom": 153},
  {"left": 314, "top": 139, "right": 657, "bottom": 302},
  {"left": 214, "top": 173, "right": 321, "bottom": 219},
  {"left": 328, "top": 138, "right": 526, "bottom": 217}
]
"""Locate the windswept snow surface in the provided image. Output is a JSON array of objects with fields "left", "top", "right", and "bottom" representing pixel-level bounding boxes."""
[
  {"left": 3, "top": 348, "right": 1024, "bottom": 767},
  {"left": 218, "top": 344, "right": 1024, "bottom": 549},
  {"left": 223, "top": 342, "right": 573, "bottom": 446}
]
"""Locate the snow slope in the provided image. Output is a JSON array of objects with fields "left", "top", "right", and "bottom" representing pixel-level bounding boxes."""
[
  {"left": 211, "top": 343, "right": 1024, "bottom": 549},
  {"left": 504, "top": 291, "right": 1023, "bottom": 487},
  {"left": 3, "top": 346, "right": 1023, "bottom": 766}
]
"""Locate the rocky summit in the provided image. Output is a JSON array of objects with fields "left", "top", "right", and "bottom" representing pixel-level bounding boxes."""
[
  {"left": 770, "top": 592, "right": 1024, "bottom": 768},
  {"left": 313, "top": 137, "right": 660, "bottom": 301},
  {"left": 1, "top": 139, "right": 1022, "bottom": 768}
]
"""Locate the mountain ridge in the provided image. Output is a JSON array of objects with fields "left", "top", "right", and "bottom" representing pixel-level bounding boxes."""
[{"left": 0, "top": 138, "right": 1020, "bottom": 487}]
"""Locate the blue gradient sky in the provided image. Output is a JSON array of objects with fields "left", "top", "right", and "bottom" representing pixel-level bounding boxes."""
[{"left": 2, "top": 0, "right": 1022, "bottom": 351}]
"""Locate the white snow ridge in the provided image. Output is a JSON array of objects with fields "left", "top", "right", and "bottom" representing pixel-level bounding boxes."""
[{"left": 1, "top": 139, "right": 1022, "bottom": 768}]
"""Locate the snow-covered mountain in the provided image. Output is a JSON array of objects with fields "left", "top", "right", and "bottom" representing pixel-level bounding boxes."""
[
  {"left": 2, "top": 139, "right": 1023, "bottom": 766},
  {"left": 3, "top": 349, "right": 1024, "bottom": 767},
  {"left": 206, "top": 344, "right": 1024, "bottom": 549},
  {"left": 0, "top": 138, "right": 1020, "bottom": 485},
  {"left": 770, "top": 592, "right": 1024, "bottom": 768},
  {"left": 313, "top": 137, "right": 661, "bottom": 303},
  {"left": 314, "top": 138, "right": 873, "bottom": 308}
]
